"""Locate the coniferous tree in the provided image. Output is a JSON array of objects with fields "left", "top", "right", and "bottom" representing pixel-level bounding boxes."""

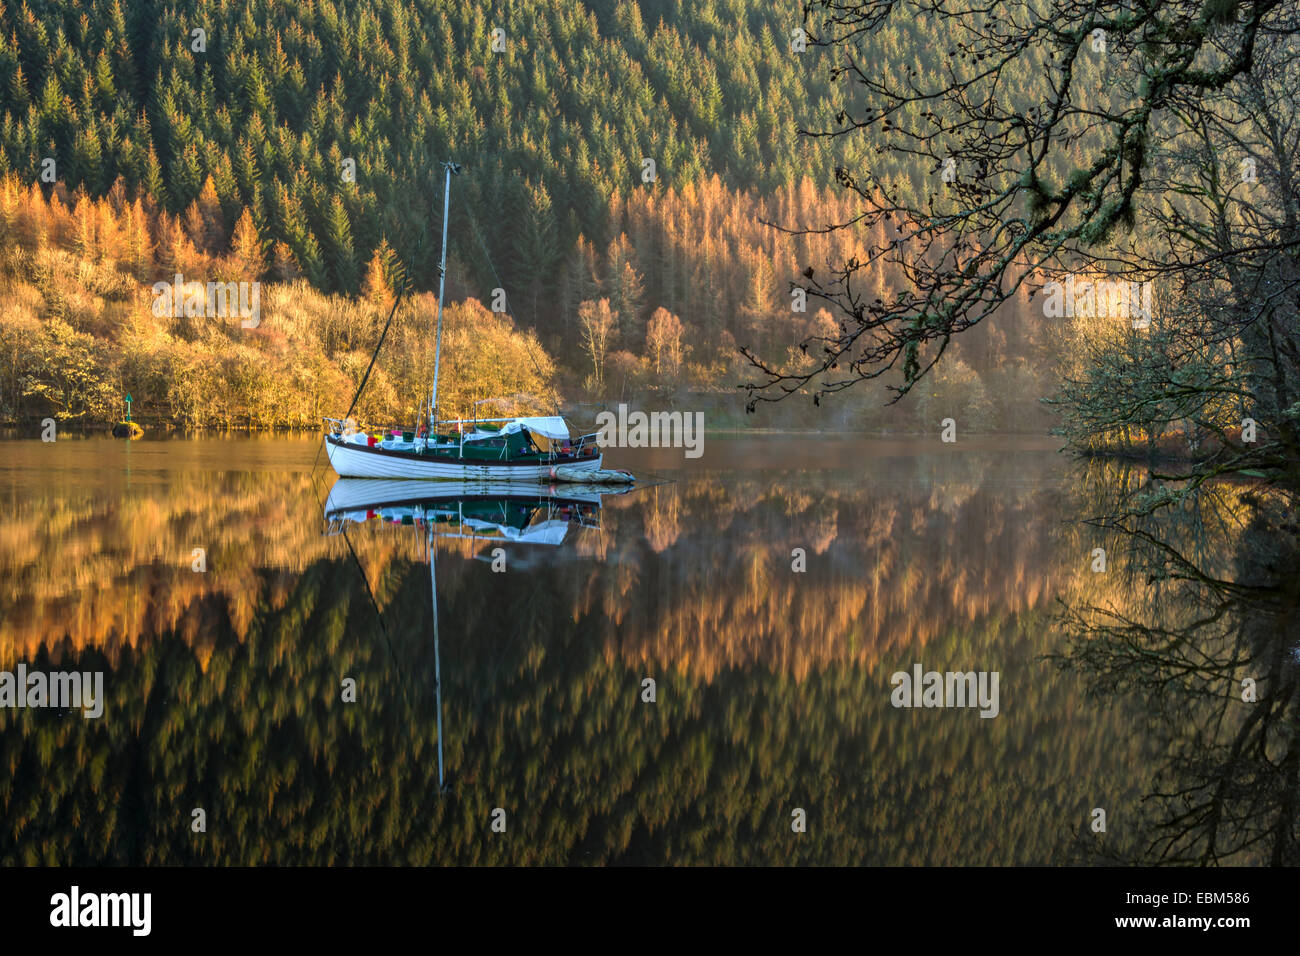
[
  {"left": 228, "top": 207, "right": 266, "bottom": 279},
  {"left": 271, "top": 239, "right": 303, "bottom": 281},
  {"left": 362, "top": 238, "right": 396, "bottom": 309},
  {"left": 511, "top": 181, "right": 560, "bottom": 328}
]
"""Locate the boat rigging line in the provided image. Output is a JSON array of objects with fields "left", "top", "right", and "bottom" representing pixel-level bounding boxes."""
[
  {"left": 310, "top": 192, "right": 434, "bottom": 480},
  {"left": 307, "top": 468, "right": 419, "bottom": 722}
]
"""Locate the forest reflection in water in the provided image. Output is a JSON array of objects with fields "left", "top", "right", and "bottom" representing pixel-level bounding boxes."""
[
  {"left": 0, "top": 434, "right": 1291, "bottom": 864},
  {"left": 1055, "top": 460, "right": 1300, "bottom": 866}
]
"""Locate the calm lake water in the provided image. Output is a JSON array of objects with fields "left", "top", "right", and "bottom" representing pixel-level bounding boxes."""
[{"left": 0, "top": 433, "right": 1237, "bottom": 864}]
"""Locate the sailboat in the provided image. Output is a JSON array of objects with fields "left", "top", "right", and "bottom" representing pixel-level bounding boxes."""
[
  {"left": 324, "top": 477, "right": 629, "bottom": 790},
  {"left": 325, "top": 161, "right": 625, "bottom": 483}
]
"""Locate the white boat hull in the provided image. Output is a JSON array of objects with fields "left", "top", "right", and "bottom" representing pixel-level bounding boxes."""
[{"left": 326, "top": 435, "right": 603, "bottom": 480}]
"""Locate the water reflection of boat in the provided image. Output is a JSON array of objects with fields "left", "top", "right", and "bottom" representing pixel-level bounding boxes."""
[
  {"left": 323, "top": 478, "right": 627, "bottom": 543},
  {"left": 323, "top": 477, "right": 628, "bottom": 793}
]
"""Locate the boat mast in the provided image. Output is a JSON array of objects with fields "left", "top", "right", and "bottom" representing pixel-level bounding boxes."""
[
  {"left": 428, "top": 523, "right": 446, "bottom": 793},
  {"left": 429, "top": 160, "right": 460, "bottom": 429}
]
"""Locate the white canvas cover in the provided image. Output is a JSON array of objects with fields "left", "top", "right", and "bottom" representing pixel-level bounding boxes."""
[
  {"left": 462, "top": 517, "right": 570, "bottom": 545},
  {"left": 507, "top": 416, "right": 570, "bottom": 440}
]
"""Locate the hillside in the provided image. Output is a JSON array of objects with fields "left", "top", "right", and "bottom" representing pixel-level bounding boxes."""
[
  {"left": 0, "top": 0, "right": 1094, "bottom": 427},
  {"left": 0, "top": 0, "right": 852, "bottom": 292}
]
